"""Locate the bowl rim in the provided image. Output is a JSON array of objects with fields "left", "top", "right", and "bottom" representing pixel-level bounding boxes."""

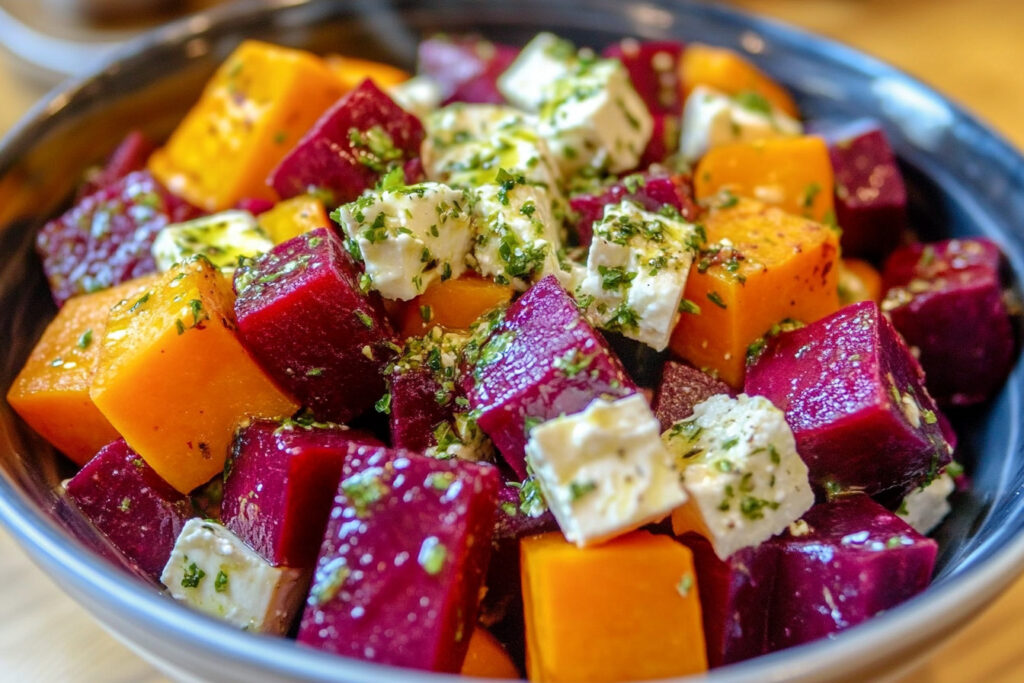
[{"left": 2, "top": 0, "right": 1024, "bottom": 681}]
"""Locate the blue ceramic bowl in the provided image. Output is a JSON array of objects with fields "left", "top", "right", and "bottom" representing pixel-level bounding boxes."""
[{"left": 2, "top": 1, "right": 1023, "bottom": 680}]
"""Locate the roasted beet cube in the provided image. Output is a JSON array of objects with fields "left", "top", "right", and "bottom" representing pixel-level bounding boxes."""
[
  {"left": 297, "top": 445, "right": 500, "bottom": 672},
  {"left": 80, "top": 130, "right": 156, "bottom": 197},
  {"left": 602, "top": 39, "right": 685, "bottom": 115},
  {"left": 745, "top": 301, "right": 952, "bottom": 498},
  {"left": 418, "top": 35, "right": 519, "bottom": 105},
  {"left": 770, "top": 495, "right": 937, "bottom": 650},
  {"left": 235, "top": 197, "right": 276, "bottom": 215},
  {"left": 570, "top": 172, "right": 698, "bottom": 247},
  {"left": 465, "top": 276, "right": 637, "bottom": 478},
  {"left": 814, "top": 119, "right": 907, "bottom": 259},
  {"left": 639, "top": 113, "right": 680, "bottom": 167},
  {"left": 64, "top": 438, "right": 193, "bottom": 580},
  {"left": 36, "top": 170, "right": 201, "bottom": 305},
  {"left": 268, "top": 79, "right": 425, "bottom": 203},
  {"left": 222, "top": 419, "right": 382, "bottom": 568},
  {"left": 652, "top": 360, "right": 733, "bottom": 432},
  {"left": 882, "top": 238, "right": 1014, "bottom": 405},
  {"left": 234, "top": 228, "right": 396, "bottom": 423}
]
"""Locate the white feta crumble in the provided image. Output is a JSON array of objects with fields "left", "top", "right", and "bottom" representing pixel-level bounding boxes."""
[
  {"left": 525, "top": 394, "right": 688, "bottom": 547},
  {"left": 388, "top": 74, "right": 443, "bottom": 119},
  {"left": 161, "top": 519, "right": 308, "bottom": 634},
  {"left": 663, "top": 394, "right": 814, "bottom": 560},
  {"left": 680, "top": 85, "right": 803, "bottom": 163},
  {"left": 577, "top": 200, "right": 698, "bottom": 351},
  {"left": 897, "top": 470, "right": 955, "bottom": 535},
  {"left": 151, "top": 210, "right": 273, "bottom": 272},
  {"left": 333, "top": 182, "right": 474, "bottom": 300},
  {"left": 497, "top": 32, "right": 579, "bottom": 111}
]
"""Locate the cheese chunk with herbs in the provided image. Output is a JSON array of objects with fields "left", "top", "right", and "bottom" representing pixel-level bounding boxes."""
[
  {"left": 333, "top": 182, "right": 474, "bottom": 300},
  {"left": 161, "top": 519, "right": 308, "bottom": 634},
  {"left": 680, "top": 86, "right": 802, "bottom": 163},
  {"left": 664, "top": 394, "right": 814, "bottom": 560},
  {"left": 897, "top": 469, "right": 955, "bottom": 535},
  {"left": 151, "top": 210, "right": 274, "bottom": 272},
  {"left": 497, "top": 32, "right": 578, "bottom": 111},
  {"left": 525, "top": 394, "right": 688, "bottom": 547},
  {"left": 577, "top": 200, "right": 698, "bottom": 351},
  {"left": 388, "top": 75, "right": 443, "bottom": 119}
]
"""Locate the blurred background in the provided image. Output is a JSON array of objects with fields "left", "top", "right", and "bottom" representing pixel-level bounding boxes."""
[{"left": 0, "top": 0, "right": 1022, "bottom": 681}]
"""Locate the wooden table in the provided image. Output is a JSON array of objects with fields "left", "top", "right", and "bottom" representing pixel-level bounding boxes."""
[{"left": 2, "top": 0, "right": 1023, "bottom": 680}]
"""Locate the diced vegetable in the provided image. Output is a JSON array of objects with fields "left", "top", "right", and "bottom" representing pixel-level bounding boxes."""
[
  {"left": 90, "top": 257, "right": 299, "bottom": 493},
  {"left": 898, "top": 469, "right": 956, "bottom": 535},
  {"left": 324, "top": 54, "right": 410, "bottom": 91},
  {"left": 233, "top": 228, "right": 396, "bottom": 423},
  {"left": 80, "top": 130, "right": 155, "bottom": 197},
  {"left": 680, "top": 43, "right": 799, "bottom": 118},
  {"left": 297, "top": 446, "right": 500, "bottom": 672},
  {"left": 651, "top": 360, "right": 732, "bottom": 432},
  {"left": 151, "top": 210, "right": 273, "bottom": 272},
  {"left": 521, "top": 530, "right": 708, "bottom": 682},
  {"left": 256, "top": 195, "right": 330, "bottom": 244},
  {"left": 744, "top": 300, "right": 953, "bottom": 498},
  {"left": 839, "top": 257, "right": 883, "bottom": 305},
  {"left": 418, "top": 35, "right": 519, "bottom": 105},
  {"left": 148, "top": 41, "right": 344, "bottom": 211},
  {"left": 602, "top": 39, "right": 685, "bottom": 115},
  {"left": 680, "top": 85, "right": 802, "bottom": 163},
  {"left": 399, "top": 273, "right": 514, "bottom": 339},
  {"left": 461, "top": 627, "right": 521, "bottom": 679},
  {"left": 65, "top": 438, "right": 193, "bottom": 579},
  {"left": 639, "top": 112, "right": 680, "bottom": 166}
]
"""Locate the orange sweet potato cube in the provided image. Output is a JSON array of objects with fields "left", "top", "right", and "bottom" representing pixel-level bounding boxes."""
[
  {"left": 89, "top": 258, "right": 298, "bottom": 493},
  {"left": 681, "top": 43, "right": 799, "bottom": 117},
  {"left": 670, "top": 198, "right": 840, "bottom": 387},
  {"left": 521, "top": 531, "right": 707, "bottom": 683},
  {"left": 400, "top": 274, "right": 514, "bottom": 339},
  {"left": 257, "top": 195, "right": 330, "bottom": 243},
  {"left": 694, "top": 136, "right": 836, "bottom": 224},
  {"left": 324, "top": 54, "right": 410, "bottom": 92},
  {"left": 6, "top": 275, "right": 158, "bottom": 465},
  {"left": 148, "top": 40, "right": 345, "bottom": 212}
]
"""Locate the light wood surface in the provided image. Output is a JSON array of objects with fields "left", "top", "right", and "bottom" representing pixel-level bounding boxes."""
[{"left": 2, "top": 1, "right": 1024, "bottom": 681}]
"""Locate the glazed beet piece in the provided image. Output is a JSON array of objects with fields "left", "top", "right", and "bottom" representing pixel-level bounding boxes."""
[
  {"left": 465, "top": 276, "right": 637, "bottom": 478},
  {"left": 418, "top": 35, "right": 519, "bottom": 105},
  {"left": 770, "top": 495, "right": 937, "bottom": 651},
  {"left": 639, "top": 113, "right": 679, "bottom": 167},
  {"left": 64, "top": 439, "right": 193, "bottom": 580},
  {"left": 80, "top": 130, "right": 156, "bottom": 197},
  {"left": 268, "top": 79, "right": 425, "bottom": 203},
  {"left": 234, "top": 228, "right": 397, "bottom": 423},
  {"left": 37, "top": 170, "right": 201, "bottom": 306},
  {"left": 602, "top": 40, "right": 685, "bottom": 115},
  {"left": 570, "top": 172, "right": 698, "bottom": 246},
  {"left": 222, "top": 419, "right": 383, "bottom": 568},
  {"left": 297, "top": 445, "right": 500, "bottom": 672},
  {"left": 882, "top": 238, "right": 1014, "bottom": 406},
  {"left": 235, "top": 197, "right": 276, "bottom": 215},
  {"left": 652, "top": 360, "right": 733, "bottom": 432},
  {"left": 390, "top": 365, "right": 449, "bottom": 452},
  {"left": 813, "top": 119, "right": 907, "bottom": 259},
  {"left": 745, "top": 301, "right": 952, "bottom": 498},
  {"left": 680, "top": 534, "right": 777, "bottom": 668}
]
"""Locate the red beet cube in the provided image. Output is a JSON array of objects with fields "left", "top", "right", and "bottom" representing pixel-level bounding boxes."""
[
  {"left": 465, "top": 276, "right": 637, "bottom": 478},
  {"left": 80, "top": 130, "right": 156, "bottom": 197},
  {"left": 882, "top": 238, "right": 1014, "bottom": 406},
  {"left": 297, "top": 445, "right": 500, "bottom": 672},
  {"left": 570, "top": 172, "right": 698, "bottom": 246},
  {"left": 268, "top": 79, "right": 425, "bottom": 203},
  {"left": 602, "top": 39, "right": 685, "bottom": 115},
  {"left": 222, "top": 419, "right": 383, "bottom": 568},
  {"left": 638, "top": 112, "right": 680, "bottom": 167},
  {"left": 36, "top": 170, "right": 201, "bottom": 305},
  {"left": 234, "top": 197, "right": 276, "bottom": 215},
  {"left": 745, "top": 301, "right": 952, "bottom": 498},
  {"left": 390, "top": 365, "right": 450, "bottom": 452},
  {"left": 64, "top": 438, "right": 193, "bottom": 580},
  {"left": 418, "top": 35, "right": 519, "bottom": 105},
  {"left": 652, "top": 360, "right": 733, "bottom": 432},
  {"left": 234, "top": 227, "right": 397, "bottom": 422}
]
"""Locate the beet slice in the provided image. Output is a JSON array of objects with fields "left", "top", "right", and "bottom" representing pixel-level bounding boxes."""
[
  {"left": 882, "top": 238, "right": 1014, "bottom": 406},
  {"left": 769, "top": 495, "right": 937, "bottom": 650},
  {"left": 64, "top": 438, "right": 194, "bottom": 580},
  {"left": 744, "top": 301, "right": 952, "bottom": 498},
  {"left": 602, "top": 39, "right": 685, "bottom": 115},
  {"left": 388, "top": 331, "right": 467, "bottom": 453},
  {"left": 652, "top": 360, "right": 733, "bottom": 432},
  {"left": 80, "top": 130, "right": 156, "bottom": 198},
  {"left": 222, "top": 419, "right": 383, "bottom": 568},
  {"left": 36, "top": 170, "right": 201, "bottom": 306},
  {"left": 465, "top": 275, "right": 637, "bottom": 478},
  {"left": 570, "top": 172, "right": 697, "bottom": 246},
  {"left": 234, "top": 228, "right": 397, "bottom": 423},
  {"left": 297, "top": 445, "right": 500, "bottom": 672},
  {"left": 268, "top": 79, "right": 425, "bottom": 203},
  {"left": 418, "top": 35, "right": 519, "bottom": 105}
]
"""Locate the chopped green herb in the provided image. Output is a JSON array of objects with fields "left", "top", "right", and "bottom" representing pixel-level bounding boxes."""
[
  {"left": 118, "top": 497, "right": 131, "bottom": 512},
  {"left": 76, "top": 329, "right": 93, "bottom": 350},
  {"left": 340, "top": 468, "right": 390, "bottom": 516},
  {"left": 309, "top": 557, "right": 349, "bottom": 605},
  {"left": 374, "top": 392, "right": 392, "bottom": 415},
  {"left": 418, "top": 536, "right": 448, "bottom": 575},
  {"left": 569, "top": 480, "right": 598, "bottom": 502},
  {"left": 214, "top": 570, "right": 229, "bottom": 593},
  {"left": 706, "top": 291, "right": 727, "bottom": 309},
  {"left": 355, "top": 310, "right": 374, "bottom": 329},
  {"left": 181, "top": 561, "right": 206, "bottom": 589},
  {"left": 678, "top": 298, "right": 701, "bottom": 315},
  {"left": 732, "top": 90, "right": 773, "bottom": 116},
  {"left": 676, "top": 572, "right": 694, "bottom": 597},
  {"left": 306, "top": 367, "right": 324, "bottom": 377}
]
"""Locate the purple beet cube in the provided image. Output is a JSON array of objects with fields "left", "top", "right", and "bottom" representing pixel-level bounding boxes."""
[
  {"left": 268, "top": 79, "right": 425, "bottom": 203},
  {"left": 80, "top": 130, "right": 156, "bottom": 198},
  {"left": 814, "top": 119, "right": 907, "bottom": 259},
  {"left": 652, "top": 360, "right": 733, "bottom": 432},
  {"left": 64, "top": 438, "right": 193, "bottom": 580},
  {"left": 638, "top": 112, "right": 680, "bottom": 167},
  {"left": 493, "top": 480, "right": 558, "bottom": 543},
  {"left": 745, "top": 300, "right": 952, "bottom": 497},
  {"left": 37, "top": 170, "right": 201, "bottom": 306},
  {"left": 602, "top": 39, "right": 685, "bottom": 115},
  {"left": 389, "top": 365, "right": 451, "bottom": 453},
  {"left": 234, "top": 197, "right": 275, "bottom": 215},
  {"left": 234, "top": 227, "right": 397, "bottom": 422},
  {"left": 769, "top": 495, "right": 937, "bottom": 651},
  {"left": 297, "top": 445, "right": 500, "bottom": 672},
  {"left": 882, "top": 238, "right": 1014, "bottom": 406},
  {"left": 222, "top": 419, "right": 383, "bottom": 568},
  {"left": 465, "top": 275, "right": 637, "bottom": 478},
  {"left": 418, "top": 35, "right": 519, "bottom": 105},
  {"left": 570, "top": 172, "right": 698, "bottom": 246}
]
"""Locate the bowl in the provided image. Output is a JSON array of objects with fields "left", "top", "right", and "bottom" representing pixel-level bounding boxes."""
[{"left": 2, "top": 1, "right": 1024, "bottom": 681}]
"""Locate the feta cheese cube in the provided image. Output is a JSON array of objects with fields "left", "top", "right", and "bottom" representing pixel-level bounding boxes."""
[
  {"left": 388, "top": 74, "right": 443, "bottom": 120},
  {"left": 525, "top": 394, "right": 688, "bottom": 547},
  {"left": 680, "top": 85, "right": 803, "bottom": 163},
  {"left": 577, "top": 200, "right": 697, "bottom": 351},
  {"left": 333, "top": 182, "right": 474, "bottom": 300},
  {"left": 538, "top": 58, "right": 653, "bottom": 175},
  {"left": 497, "top": 32, "right": 578, "bottom": 111},
  {"left": 161, "top": 519, "right": 308, "bottom": 634},
  {"left": 151, "top": 210, "right": 273, "bottom": 272},
  {"left": 897, "top": 470, "right": 955, "bottom": 535},
  {"left": 664, "top": 394, "right": 814, "bottom": 560}
]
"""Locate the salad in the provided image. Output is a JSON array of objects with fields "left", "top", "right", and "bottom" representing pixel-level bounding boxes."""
[{"left": 5, "top": 29, "right": 1016, "bottom": 682}]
